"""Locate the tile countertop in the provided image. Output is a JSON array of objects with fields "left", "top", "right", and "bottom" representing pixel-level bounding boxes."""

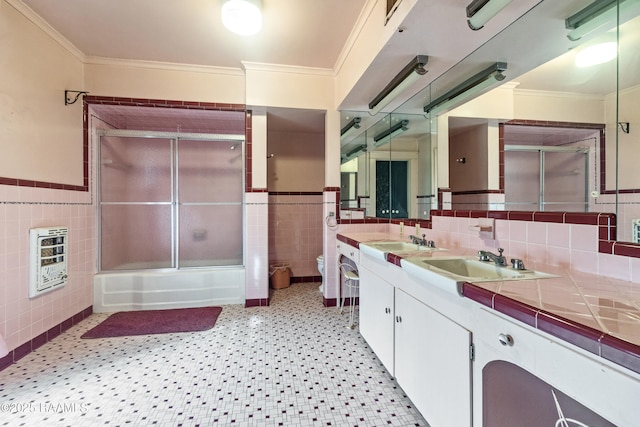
[{"left": 337, "top": 232, "right": 640, "bottom": 375}]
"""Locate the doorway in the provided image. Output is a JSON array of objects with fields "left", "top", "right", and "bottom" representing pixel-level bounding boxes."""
[{"left": 376, "top": 160, "right": 408, "bottom": 218}]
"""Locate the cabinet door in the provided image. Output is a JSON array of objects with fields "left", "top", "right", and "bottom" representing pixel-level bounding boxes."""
[
  {"left": 359, "top": 266, "right": 395, "bottom": 375},
  {"left": 395, "top": 289, "right": 472, "bottom": 427}
]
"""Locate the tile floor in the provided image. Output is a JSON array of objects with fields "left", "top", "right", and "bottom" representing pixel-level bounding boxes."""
[{"left": 0, "top": 283, "right": 428, "bottom": 426}]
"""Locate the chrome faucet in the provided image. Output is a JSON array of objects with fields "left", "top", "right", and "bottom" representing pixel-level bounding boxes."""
[
  {"left": 478, "top": 248, "right": 507, "bottom": 266},
  {"left": 409, "top": 234, "right": 435, "bottom": 248}
]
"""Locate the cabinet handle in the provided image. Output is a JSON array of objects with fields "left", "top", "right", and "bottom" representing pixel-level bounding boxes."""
[
  {"left": 395, "top": 315, "right": 402, "bottom": 323},
  {"left": 385, "top": 307, "right": 391, "bottom": 314},
  {"left": 498, "top": 333, "right": 514, "bottom": 346}
]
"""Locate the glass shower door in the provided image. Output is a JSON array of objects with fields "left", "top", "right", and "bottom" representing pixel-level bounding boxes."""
[
  {"left": 177, "top": 139, "right": 243, "bottom": 267},
  {"left": 99, "top": 131, "right": 244, "bottom": 271},
  {"left": 100, "top": 136, "right": 174, "bottom": 270},
  {"left": 504, "top": 147, "right": 588, "bottom": 212}
]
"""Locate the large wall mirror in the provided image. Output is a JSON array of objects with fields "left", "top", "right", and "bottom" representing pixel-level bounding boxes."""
[
  {"left": 339, "top": 0, "right": 640, "bottom": 245},
  {"left": 339, "top": 112, "right": 433, "bottom": 220}
]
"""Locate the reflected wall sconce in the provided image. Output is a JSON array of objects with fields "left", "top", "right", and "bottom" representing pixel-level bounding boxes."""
[
  {"left": 565, "top": 0, "right": 640, "bottom": 41},
  {"left": 423, "top": 62, "right": 507, "bottom": 116},
  {"left": 221, "top": 0, "right": 263, "bottom": 36},
  {"left": 65, "top": 90, "right": 89, "bottom": 105},
  {"left": 342, "top": 144, "right": 367, "bottom": 163},
  {"left": 466, "top": 0, "right": 513, "bottom": 30},
  {"left": 619, "top": 122, "right": 630, "bottom": 134},
  {"left": 373, "top": 120, "right": 409, "bottom": 147},
  {"left": 340, "top": 117, "right": 362, "bottom": 137},
  {"left": 368, "top": 55, "right": 428, "bottom": 116}
]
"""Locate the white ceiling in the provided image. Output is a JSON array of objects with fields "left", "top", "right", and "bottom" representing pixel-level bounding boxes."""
[{"left": 19, "top": 0, "right": 368, "bottom": 70}]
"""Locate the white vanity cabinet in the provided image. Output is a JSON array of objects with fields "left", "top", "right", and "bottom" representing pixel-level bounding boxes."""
[
  {"left": 358, "top": 265, "right": 395, "bottom": 374},
  {"left": 394, "top": 289, "right": 472, "bottom": 427},
  {"left": 472, "top": 306, "right": 640, "bottom": 426},
  {"left": 359, "top": 251, "right": 473, "bottom": 427}
]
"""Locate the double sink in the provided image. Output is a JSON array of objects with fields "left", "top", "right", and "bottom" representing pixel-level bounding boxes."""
[{"left": 359, "top": 240, "right": 558, "bottom": 296}]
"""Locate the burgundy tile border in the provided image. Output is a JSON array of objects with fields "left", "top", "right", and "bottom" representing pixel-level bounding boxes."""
[
  {"left": 613, "top": 242, "right": 640, "bottom": 257},
  {"left": 493, "top": 294, "right": 537, "bottom": 328},
  {"left": 246, "top": 188, "right": 268, "bottom": 193},
  {"left": 600, "top": 334, "right": 640, "bottom": 374},
  {"left": 532, "top": 212, "right": 564, "bottom": 223},
  {"left": 323, "top": 297, "right": 339, "bottom": 307},
  {"left": 0, "top": 306, "right": 92, "bottom": 372},
  {"left": 386, "top": 253, "right": 404, "bottom": 267},
  {"left": 268, "top": 191, "right": 323, "bottom": 196},
  {"left": 337, "top": 234, "right": 360, "bottom": 249},
  {"left": 463, "top": 283, "right": 640, "bottom": 374},
  {"left": 460, "top": 283, "right": 494, "bottom": 308},
  {"left": 323, "top": 187, "right": 340, "bottom": 192},
  {"left": 451, "top": 190, "right": 504, "bottom": 195},
  {"left": 536, "top": 310, "right": 603, "bottom": 355},
  {"left": 245, "top": 298, "right": 269, "bottom": 308},
  {"left": 291, "top": 276, "right": 321, "bottom": 283}
]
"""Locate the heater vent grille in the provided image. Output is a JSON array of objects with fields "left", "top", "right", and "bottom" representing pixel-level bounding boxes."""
[
  {"left": 633, "top": 219, "right": 640, "bottom": 244},
  {"left": 29, "top": 226, "right": 68, "bottom": 298}
]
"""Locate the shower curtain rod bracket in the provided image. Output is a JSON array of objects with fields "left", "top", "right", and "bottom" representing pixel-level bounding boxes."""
[{"left": 65, "top": 90, "right": 89, "bottom": 106}]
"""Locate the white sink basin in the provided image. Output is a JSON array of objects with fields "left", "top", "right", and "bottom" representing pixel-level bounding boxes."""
[
  {"left": 400, "top": 256, "right": 559, "bottom": 296},
  {"left": 360, "top": 240, "right": 444, "bottom": 261}
]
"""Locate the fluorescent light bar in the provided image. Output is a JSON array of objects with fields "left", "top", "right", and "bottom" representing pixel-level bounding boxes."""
[
  {"left": 340, "top": 117, "right": 362, "bottom": 137},
  {"left": 424, "top": 62, "right": 507, "bottom": 115},
  {"left": 341, "top": 145, "right": 367, "bottom": 164},
  {"left": 373, "top": 120, "right": 409, "bottom": 147},
  {"left": 369, "top": 55, "right": 428, "bottom": 116},
  {"left": 566, "top": 0, "right": 640, "bottom": 41},
  {"left": 467, "top": 0, "right": 513, "bottom": 30}
]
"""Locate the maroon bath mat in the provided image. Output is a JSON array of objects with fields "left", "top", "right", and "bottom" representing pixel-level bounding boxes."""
[{"left": 81, "top": 306, "right": 222, "bottom": 339}]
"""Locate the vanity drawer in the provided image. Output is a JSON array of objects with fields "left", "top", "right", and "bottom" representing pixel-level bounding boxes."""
[{"left": 473, "top": 307, "right": 542, "bottom": 368}]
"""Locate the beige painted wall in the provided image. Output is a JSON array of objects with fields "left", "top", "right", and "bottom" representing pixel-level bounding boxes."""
[
  {"left": 267, "top": 131, "right": 325, "bottom": 192},
  {"left": 84, "top": 61, "right": 246, "bottom": 104},
  {"left": 449, "top": 124, "right": 489, "bottom": 192},
  {"left": 0, "top": 1, "right": 84, "bottom": 186}
]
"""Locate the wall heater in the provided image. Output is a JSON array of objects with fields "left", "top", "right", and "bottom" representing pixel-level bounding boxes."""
[{"left": 29, "top": 226, "right": 68, "bottom": 298}]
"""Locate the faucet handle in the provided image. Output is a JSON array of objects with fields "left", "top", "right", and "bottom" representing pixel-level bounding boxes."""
[{"left": 497, "top": 247, "right": 504, "bottom": 256}]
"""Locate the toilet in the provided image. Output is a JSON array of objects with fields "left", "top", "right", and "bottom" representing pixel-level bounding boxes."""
[{"left": 316, "top": 255, "right": 324, "bottom": 292}]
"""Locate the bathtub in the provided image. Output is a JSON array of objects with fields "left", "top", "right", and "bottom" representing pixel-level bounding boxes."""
[{"left": 93, "top": 265, "right": 245, "bottom": 312}]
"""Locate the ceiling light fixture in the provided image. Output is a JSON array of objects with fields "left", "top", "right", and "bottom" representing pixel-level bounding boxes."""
[
  {"left": 565, "top": 0, "right": 640, "bottom": 41},
  {"left": 368, "top": 55, "right": 428, "bottom": 116},
  {"left": 373, "top": 120, "right": 409, "bottom": 147},
  {"left": 221, "top": 0, "right": 263, "bottom": 36},
  {"left": 466, "top": 0, "right": 513, "bottom": 30},
  {"left": 575, "top": 41, "right": 617, "bottom": 67},
  {"left": 424, "top": 62, "right": 507, "bottom": 116}
]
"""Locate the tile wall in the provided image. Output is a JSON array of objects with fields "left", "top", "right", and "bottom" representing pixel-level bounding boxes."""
[
  {"left": 268, "top": 193, "right": 324, "bottom": 280},
  {"left": 0, "top": 184, "right": 96, "bottom": 358}
]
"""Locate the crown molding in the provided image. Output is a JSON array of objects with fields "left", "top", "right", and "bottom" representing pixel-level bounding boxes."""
[
  {"left": 6, "top": 0, "right": 85, "bottom": 62},
  {"left": 241, "top": 61, "right": 334, "bottom": 76},
  {"left": 333, "top": 0, "right": 378, "bottom": 75},
  {"left": 513, "top": 87, "right": 605, "bottom": 101},
  {"left": 84, "top": 56, "right": 245, "bottom": 76}
]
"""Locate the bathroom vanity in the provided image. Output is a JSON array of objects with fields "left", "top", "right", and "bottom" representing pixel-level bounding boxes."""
[{"left": 337, "top": 232, "right": 640, "bottom": 427}]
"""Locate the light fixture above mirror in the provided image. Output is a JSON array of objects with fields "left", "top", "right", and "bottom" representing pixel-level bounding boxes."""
[{"left": 369, "top": 55, "right": 428, "bottom": 116}]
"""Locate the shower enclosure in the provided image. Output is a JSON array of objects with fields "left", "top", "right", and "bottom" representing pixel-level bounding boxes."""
[
  {"left": 99, "top": 129, "right": 244, "bottom": 271},
  {"left": 504, "top": 145, "right": 589, "bottom": 212}
]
